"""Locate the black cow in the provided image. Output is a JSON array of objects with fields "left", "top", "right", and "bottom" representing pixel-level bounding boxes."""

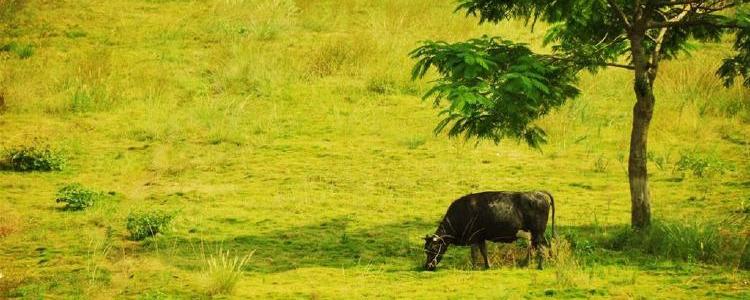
[{"left": 422, "top": 191, "right": 555, "bottom": 271}]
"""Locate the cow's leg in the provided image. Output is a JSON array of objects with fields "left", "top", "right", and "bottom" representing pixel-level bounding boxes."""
[
  {"left": 524, "top": 241, "right": 532, "bottom": 267},
  {"left": 478, "top": 240, "right": 490, "bottom": 269},
  {"left": 470, "top": 244, "right": 482, "bottom": 268},
  {"left": 531, "top": 232, "right": 546, "bottom": 270}
]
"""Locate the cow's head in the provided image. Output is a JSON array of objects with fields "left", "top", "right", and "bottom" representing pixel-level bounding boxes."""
[{"left": 423, "top": 234, "right": 448, "bottom": 271}]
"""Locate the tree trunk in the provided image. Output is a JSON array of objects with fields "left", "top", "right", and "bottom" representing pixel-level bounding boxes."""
[{"left": 629, "top": 33, "right": 654, "bottom": 229}]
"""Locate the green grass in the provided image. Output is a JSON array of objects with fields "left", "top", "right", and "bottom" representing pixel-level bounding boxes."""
[{"left": 0, "top": 0, "right": 749, "bottom": 298}]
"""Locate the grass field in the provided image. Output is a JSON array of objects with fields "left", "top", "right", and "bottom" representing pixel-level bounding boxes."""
[{"left": 1, "top": 0, "right": 750, "bottom": 298}]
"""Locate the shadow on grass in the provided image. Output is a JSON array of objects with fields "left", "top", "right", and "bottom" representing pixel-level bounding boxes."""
[
  {"left": 149, "top": 216, "right": 435, "bottom": 273},
  {"left": 142, "top": 220, "right": 748, "bottom": 274}
]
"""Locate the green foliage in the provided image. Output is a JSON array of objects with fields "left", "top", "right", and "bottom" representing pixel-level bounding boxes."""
[
  {"left": 414, "top": 0, "right": 750, "bottom": 149},
  {"left": 718, "top": 8, "right": 750, "bottom": 87},
  {"left": 410, "top": 36, "right": 579, "bottom": 147},
  {"left": 126, "top": 211, "right": 174, "bottom": 241},
  {"left": 675, "top": 151, "right": 730, "bottom": 178},
  {"left": 55, "top": 183, "right": 101, "bottom": 211},
  {"left": 1, "top": 144, "right": 66, "bottom": 172}
]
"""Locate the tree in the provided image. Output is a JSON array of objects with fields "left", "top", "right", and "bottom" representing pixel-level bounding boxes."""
[{"left": 411, "top": 0, "right": 750, "bottom": 229}]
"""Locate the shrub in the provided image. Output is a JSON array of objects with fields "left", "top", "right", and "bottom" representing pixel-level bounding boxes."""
[
  {"left": 126, "top": 211, "right": 174, "bottom": 241},
  {"left": 675, "top": 151, "right": 730, "bottom": 178},
  {"left": 206, "top": 249, "right": 254, "bottom": 296},
  {"left": 55, "top": 183, "right": 101, "bottom": 211},
  {"left": 1, "top": 145, "right": 66, "bottom": 171}
]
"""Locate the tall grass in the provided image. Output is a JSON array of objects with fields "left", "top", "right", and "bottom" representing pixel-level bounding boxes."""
[
  {"left": 607, "top": 220, "right": 749, "bottom": 268},
  {"left": 547, "top": 237, "right": 583, "bottom": 287},
  {"left": 205, "top": 249, "right": 254, "bottom": 296}
]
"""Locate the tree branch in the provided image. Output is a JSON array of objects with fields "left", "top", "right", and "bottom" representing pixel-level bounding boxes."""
[
  {"left": 605, "top": 63, "right": 636, "bottom": 70},
  {"left": 653, "top": 0, "right": 707, "bottom": 6},
  {"left": 647, "top": 5, "right": 690, "bottom": 82},
  {"left": 647, "top": 19, "right": 744, "bottom": 29},
  {"left": 648, "top": 0, "right": 745, "bottom": 28},
  {"left": 607, "top": 0, "right": 632, "bottom": 29}
]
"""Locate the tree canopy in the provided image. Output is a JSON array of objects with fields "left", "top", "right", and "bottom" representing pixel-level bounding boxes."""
[{"left": 412, "top": 0, "right": 750, "bottom": 147}]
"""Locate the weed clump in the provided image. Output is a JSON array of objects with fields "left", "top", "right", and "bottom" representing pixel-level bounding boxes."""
[
  {"left": 55, "top": 183, "right": 101, "bottom": 211},
  {"left": 1, "top": 145, "right": 66, "bottom": 171},
  {"left": 126, "top": 211, "right": 174, "bottom": 241},
  {"left": 205, "top": 249, "right": 254, "bottom": 296},
  {"left": 0, "top": 42, "right": 33, "bottom": 59},
  {"left": 367, "top": 75, "right": 399, "bottom": 95},
  {"left": 307, "top": 37, "right": 373, "bottom": 77},
  {"left": 248, "top": 0, "right": 299, "bottom": 41}
]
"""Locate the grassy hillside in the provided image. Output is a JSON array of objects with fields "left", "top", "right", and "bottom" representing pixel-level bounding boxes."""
[{"left": 1, "top": 0, "right": 749, "bottom": 298}]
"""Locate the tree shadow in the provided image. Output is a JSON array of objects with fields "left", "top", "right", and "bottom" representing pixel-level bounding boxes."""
[
  {"left": 150, "top": 216, "right": 436, "bottom": 273},
  {"left": 142, "top": 220, "right": 740, "bottom": 274}
]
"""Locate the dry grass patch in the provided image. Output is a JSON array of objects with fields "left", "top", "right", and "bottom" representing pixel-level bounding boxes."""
[{"left": 0, "top": 211, "right": 22, "bottom": 238}]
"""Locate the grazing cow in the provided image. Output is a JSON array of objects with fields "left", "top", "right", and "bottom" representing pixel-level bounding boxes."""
[{"left": 422, "top": 191, "right": 555, "bottom": 271}]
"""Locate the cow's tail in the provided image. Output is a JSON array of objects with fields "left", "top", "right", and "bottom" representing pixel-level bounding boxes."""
[{"left": 544, "top": 191, "right": 556, "bottom": 238}]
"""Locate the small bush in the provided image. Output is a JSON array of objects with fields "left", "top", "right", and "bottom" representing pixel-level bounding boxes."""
[
  {"left": 675, "top": 151, "right": 730, "bottom": 178},
  {"left": 126, "top": 211, "right": 174, "bottom": 241},
  {"left": 205, "top": 249, "right": 254, "bottom": 296},
  {"left": 1, "top": 145, "right": 66, "bottom": 171},
  {"left": 55, "top": 183, "right": 101, "bottom": 211}
]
